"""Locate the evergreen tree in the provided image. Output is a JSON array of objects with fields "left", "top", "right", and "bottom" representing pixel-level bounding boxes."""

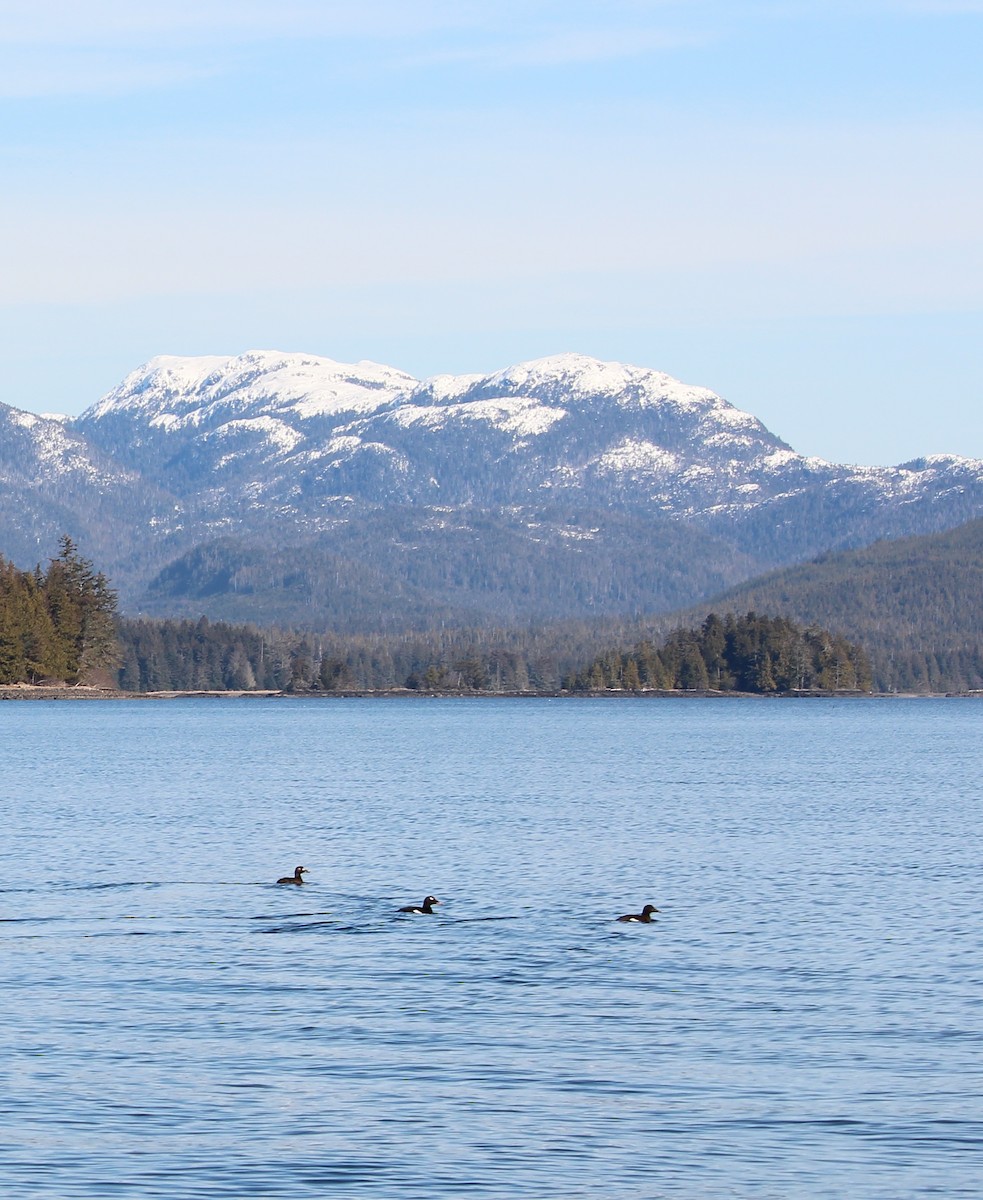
[
  {"left": 43, "top": 537, "right": 120, "bottom": 683},
  {"left": 622, "top": 658, "right": 642, "bottom": 692},
  {"left": 678, "top": 644, "right": 710, "bottom": 690}
]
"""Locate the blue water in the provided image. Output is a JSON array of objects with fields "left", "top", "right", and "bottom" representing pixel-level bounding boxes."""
[{"left": 1, "top": 697, "right": 981, "bottom": 1198}]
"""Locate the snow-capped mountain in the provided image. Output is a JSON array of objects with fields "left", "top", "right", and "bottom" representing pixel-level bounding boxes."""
[
  {"left": 73, "top": 348, "right": 814, "bottom": 519},
  {"left": 5, "top": 349, "right": 983, "bottom": 627},
  {"left": 72, "top": 349, "right": 983, "bottom": 528},
  {"left": 0, "top": 400, "right": 167, "bottom": 572}
]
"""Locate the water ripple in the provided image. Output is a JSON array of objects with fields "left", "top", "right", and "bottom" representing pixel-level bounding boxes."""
[{"left": 1, "top": 697, "right": 981, "bottom": 1197}]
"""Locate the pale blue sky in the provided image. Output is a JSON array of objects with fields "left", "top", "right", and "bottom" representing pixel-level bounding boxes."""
[{"left": 1, "top": 0, "right": 980, "bottom": 464}]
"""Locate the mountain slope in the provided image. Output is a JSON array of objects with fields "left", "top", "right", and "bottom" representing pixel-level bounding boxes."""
[
  {"left": 72, "top": 351, "right": 983, "bottom": 553},
  {"left": 0, "top": 401, "right": 172, "bottom": 572},
  {"left": 72, "top": 350, "right": 800, "bottom": 522},
  {"left": 0, "top": 348, "right": 978, "bottom": 629},
  {"left": 676, "top": 518, "right": 983, "bottom": 690},
  {"left": 135, "top": 506, "right": 759, "bottom": 631}
]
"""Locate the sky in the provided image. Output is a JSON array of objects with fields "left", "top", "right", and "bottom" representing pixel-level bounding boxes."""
[{"left": 0, "top": 0, "right": 980, "bottom": 465}]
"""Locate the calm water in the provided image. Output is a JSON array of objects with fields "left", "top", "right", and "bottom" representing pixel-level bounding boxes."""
[{"left": 1, "top": 697, "right": 981, "bottom": 1198}]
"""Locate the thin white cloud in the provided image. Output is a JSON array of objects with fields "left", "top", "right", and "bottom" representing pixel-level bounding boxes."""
[
  {"left": 0, "top": 1, "right": 515, "bottom": 46},
  {"left": 5, "top": 0, "right": 974, "bottom": 102},
  {"left": 0, "top": 50, "right": 220, "bottom": 99},
  {"left": 438, "top": 27, "right": 714, "bottom": 70},
  {"left": 0, "top": 1, "right": 709, "bottom": 98},
  {"left": 0, "top": 2, "right": 481, "bottom": 99},
  {"left": 3, "top": 0, "right": 978, "bottom": 48},
  {"left": 900, "top": 0, "right": 983, "bottom": 10}
]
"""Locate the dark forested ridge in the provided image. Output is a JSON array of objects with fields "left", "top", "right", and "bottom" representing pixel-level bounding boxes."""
[
  {"left": 674, "top": 518, "right": 983, "bottom": 692},
  {"left": 134, "top": 507, "right": 757, "bottom": 632},
  {"left": 0, "top": 538, "right": 120, "bottom": 685}
]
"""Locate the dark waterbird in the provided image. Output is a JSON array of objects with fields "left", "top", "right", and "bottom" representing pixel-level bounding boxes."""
[
  {"left": 277, "top": 866, "right": 309, "bottom": 885},
  {"left": 617, "top": 904, "right": 659, "bottom": 923},
  {"left": 399, "top": 895, "right": 441, "bottom": 914}
]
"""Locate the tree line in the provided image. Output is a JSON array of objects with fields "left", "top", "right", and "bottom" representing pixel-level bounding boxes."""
[
  {"left": 0, "top": 538, "right": 120, "bottom": 685},
  {"left": 565, "top": 612, "right": 871, "bottom": 694},
  {"left": 116, "top": 618, "right": 560, "bottom": 694},
  {"left": 113, "top": 610, "right": 871, "bottom": 695},
  {"left": 0, "top": 539, "right": 966, "bottom": 695}
]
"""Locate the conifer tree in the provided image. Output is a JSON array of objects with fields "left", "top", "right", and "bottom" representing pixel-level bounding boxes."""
[{"left": 43, "top": 537, "right": 121, "bottom": 683}]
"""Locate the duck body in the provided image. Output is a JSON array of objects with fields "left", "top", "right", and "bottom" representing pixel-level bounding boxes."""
[
  {"left": 277, "top": 866, "right": 309, "bottom": 885},
  {"left": 399, "top": 895, "right": 441, "bottom": 914},
  {"left": 617, "top": 903, "right": 659, "bottom": 923}
]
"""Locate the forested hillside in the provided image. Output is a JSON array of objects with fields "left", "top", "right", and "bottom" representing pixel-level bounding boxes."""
[
  {"left": 116, "top": 616, "right": 579, "bottom": 693},
  {"left": 677, "top": 519, "right": 983, "bottom": 691},
  {"left": 5, "top": 519, "right": 980, "bottom": 694},
  {"left": 136, "top": 509, "right": 756, "bottom": 630}
]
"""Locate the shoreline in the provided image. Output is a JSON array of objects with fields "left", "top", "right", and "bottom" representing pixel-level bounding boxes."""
[{"left": 0, "top": 685, "right": 978, "bottom": 702}]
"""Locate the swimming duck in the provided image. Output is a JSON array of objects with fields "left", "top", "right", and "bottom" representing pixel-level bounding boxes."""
[
  {"left": 399, "top": 895, "right": 441, "bottom": 914},
  {"left": 277, "top": 866, "right": 309, "bottom": 885},
  {"left": 617, "top": 904, "right": 659, "bottom": 923}
]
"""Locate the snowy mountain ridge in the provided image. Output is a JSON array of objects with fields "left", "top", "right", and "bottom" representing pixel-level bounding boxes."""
[
  {"left": 1, "top": 349, "right": 982, "bottom": 626},
  {"left": 90, "top": 349, "right": 768, "bottom": 427},
  {"left": 74, "top": 349, "right": 804, "bottom": 509}
]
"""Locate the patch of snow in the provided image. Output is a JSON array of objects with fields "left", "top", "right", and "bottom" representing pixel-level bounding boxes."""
[
  {"left": 702, "top": 432, "right": 759, "bottom": 451},
  {"left": 475, "top": 352, "right": 723, "bottom": 414},
  {"left": 417, "top": 372, "right": 486, "bottom": 403},
  {"left": 87, "top": 354, "right": 230, "bottom": 418},
  {"left": 149, "top": 413, "right": 183, "bottom": 432},
  {"left": 472, "top": 399, "right": 566, "bottom": 437},
  {"left": 595, "top": 439, "right": 680, "bottom": 475},
  {"left": 393, "top": 396, "right": 566, "bottom": 438},
  {"left": 8, "top": 409, "right": 39, "bottom": 429},
  {"left": 203, "top": 416, "right": 303, "bottom": 455},
  {"left": 701, "top": 404, "right": 768, "bottom": 433},
  {"left": 759, "top": 449, "right": 809, "bottom": 470},
  {"left": 898, "top": 453, "right": 983, "bottom": 471},
  {"left": 385, "top": 406, "right": 450, "bottom": 430},
  {"left": 324, "top": 435, "right": 364, "bottom": 455}
]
